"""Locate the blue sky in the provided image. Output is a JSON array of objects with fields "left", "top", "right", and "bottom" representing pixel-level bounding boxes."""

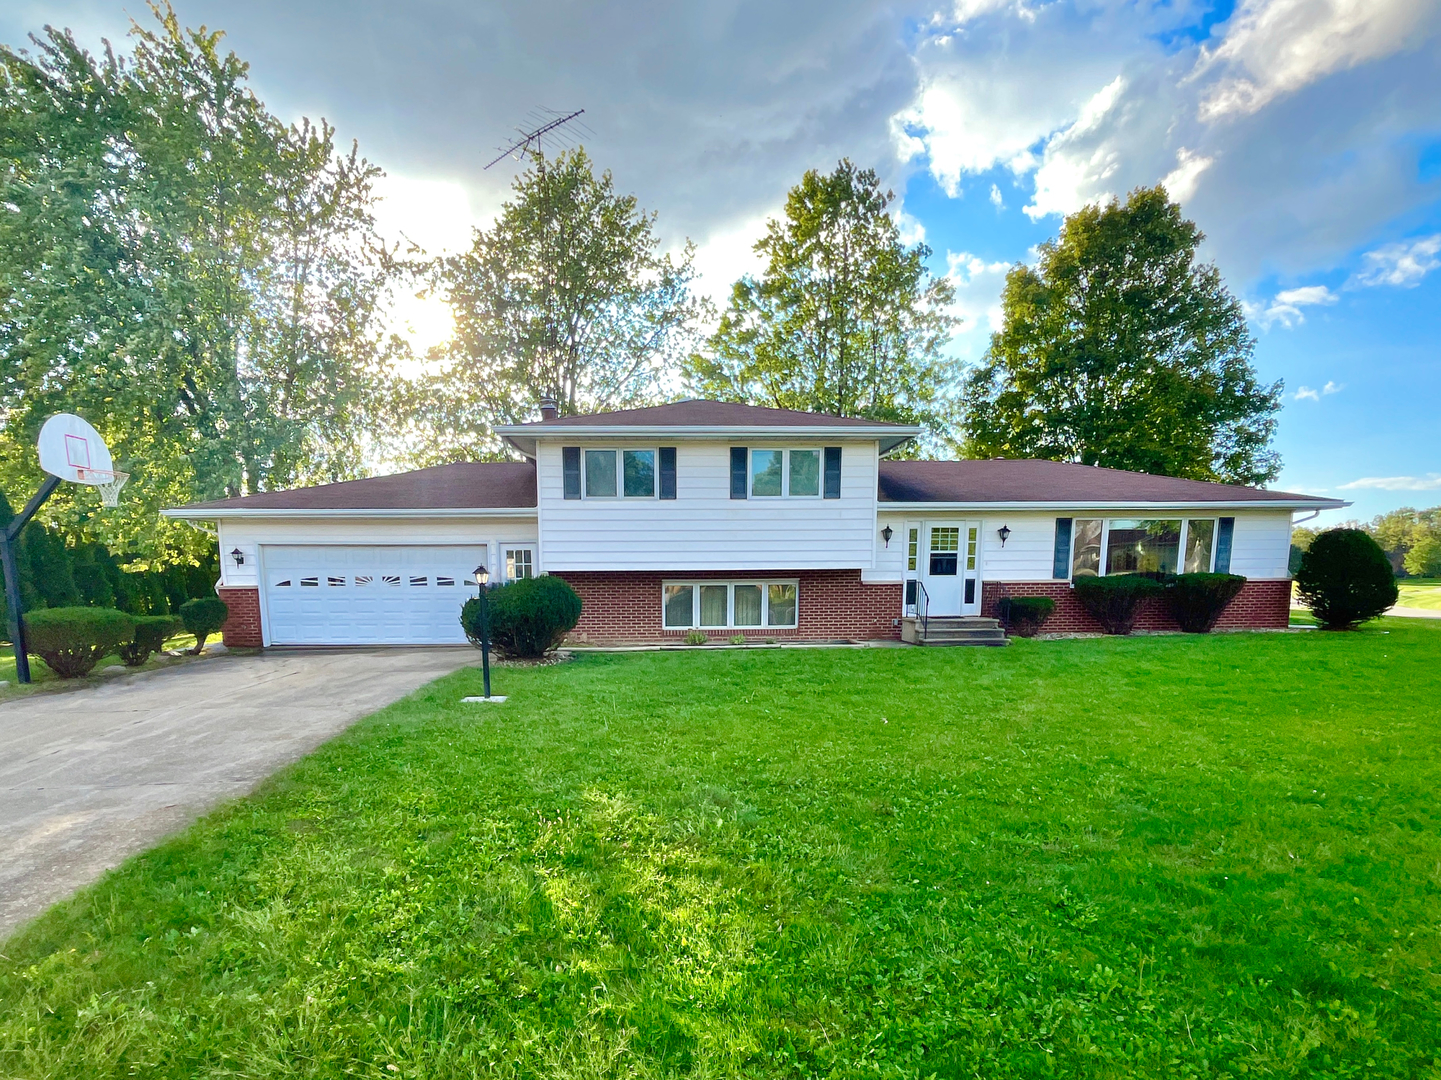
[{"left": 3, "top": 0, "right": 1438, "bottom": 524}]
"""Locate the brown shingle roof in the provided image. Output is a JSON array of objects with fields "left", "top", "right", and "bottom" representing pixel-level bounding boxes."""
[
  {"left": 500, "top": 399, "right": 916, "bottom": 430},
  {"left": 171, "top": 462, "right": 537, "bottom": 513},
  {"left": 878, "top": 458, "right": 1337, "bottom": 505}
]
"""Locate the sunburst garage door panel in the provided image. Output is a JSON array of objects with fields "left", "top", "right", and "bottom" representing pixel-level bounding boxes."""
[{"left": 262, "top": 545, "right": 485, "bottom": 645}]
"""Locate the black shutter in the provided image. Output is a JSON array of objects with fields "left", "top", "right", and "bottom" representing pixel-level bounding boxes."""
[
  {"left": 659, "top": 446, "right": 677, "bottom": 500},
  {"left": 1052, "top": 518, "right": 1073, "bottom": 579},
  {"left": 562, "top": 447, "right": 581, "bottom": 499},
  {"left": 823, "top": 446, "right": 842, "bottom": 498},
  {"left": 730, "top": 447, "right": 748, "bottom": 499},
  {"left": 1215, "top": 517, "right": 1235, "bottom": 573}
]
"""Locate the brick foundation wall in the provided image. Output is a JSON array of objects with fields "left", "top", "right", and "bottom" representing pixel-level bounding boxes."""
[
  {"left": 217, "top": 586, "right": 263, "bottom": 647},
  {"left": 980, "top": 578, "right": 1292, "bottom": 635},
  {"left": 553, "top": 569, "right": 903, "bottom": 645}
]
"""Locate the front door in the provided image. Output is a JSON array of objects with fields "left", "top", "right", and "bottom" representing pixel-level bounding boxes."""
[{"left": 919, "top": 521, "right": 981, "bottom": 616}]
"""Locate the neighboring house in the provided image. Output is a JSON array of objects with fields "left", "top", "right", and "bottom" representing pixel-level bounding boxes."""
[{"left": 163, "top": 400, "right": 1344, "bottom": 647}]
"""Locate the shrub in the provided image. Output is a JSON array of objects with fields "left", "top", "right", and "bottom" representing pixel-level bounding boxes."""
[
  {"left": 119, "top": 614, "right": 181, "bottom": 666},
  {"left": 180, "top": 596, "right": 230, "bottom": 654},
  {"left": 1295, "top": 528, "right": 1398, "bottom": 630},
  {"left": 729, "top": 634, "right": 746, "bottom": 645},
  {"left": 1166, "top": 573, "right": 1247, "bottom": 633},
  {"left": 23, "top": 607, "right": 136, "bottom": 678},
  {"left": 1073, "top": 575, "right": 1164, "bottom": 635},
  {"left": 996, "top": 595, "right": 1056, "bottom": 638},
  {"left": 461, "top": 575, "right": 582, "bottom": 658},
  {"left": 685, "top": 630, "right": 708, "bottom": 646}
]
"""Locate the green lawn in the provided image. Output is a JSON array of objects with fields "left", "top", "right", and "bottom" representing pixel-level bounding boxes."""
[
  {"left": 1396, "top": 581, "right": 1441, "bottom": 611},
  {"left": 0, "top": 633, "right": 200, "bottom": 699},
  {"left": 3, "top": 623, "right": 1440, "bottom": 1078}
]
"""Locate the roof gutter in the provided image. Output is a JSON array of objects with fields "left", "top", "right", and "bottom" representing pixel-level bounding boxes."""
[
  {"left": 496, "top": 424, "right": 920, "bottom": 459},
  {"left": 161, "top": 507, "right": 539, "bottom": 520},
  {"left": 877, "top": 498, "right": 1350, "bottom": 512}
]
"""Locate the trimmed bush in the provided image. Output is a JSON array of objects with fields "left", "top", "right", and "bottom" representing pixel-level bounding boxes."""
[
  {"left": 1295, "top": 528, "right": 1398, "bottom": 630},
  {"left": 180, "top": 596, "right": 230, "bottom": 654},
  {"left": 23, "top": 606, "right": 136, "bottom": 678},
  {"left": 1073, "top": 575, "right": 1164, "bottom": 635},
  {"left": 461, "top": 575, "right": 582, "bottom": 658},
  {"left": 119, "top": 614, "right": 182, "bottom": 666},
  {"left": 996, "top": 595, "right": 1056, "bottom": 638},
  {"left": 685, "top": 630, "right": 709, "bottom": 646},
  {"left": 1166, "top": 573, "right": 1247, "bottom": 633}
]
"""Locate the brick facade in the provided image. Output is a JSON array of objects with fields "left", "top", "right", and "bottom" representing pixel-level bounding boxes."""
[
  {"left": 980, "top": 578, "right": 1292, "bottom": 635},
  {"left": 552, "top": 569, "right": 903, "bottom": 645},
  {"left": 216, "top": 586, "right": 263, "bottom": 647}
]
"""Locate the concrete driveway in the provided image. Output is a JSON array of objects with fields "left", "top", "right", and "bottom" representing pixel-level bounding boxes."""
[{"left": 0, "top": 648, "right": 475, "bottom": 939}]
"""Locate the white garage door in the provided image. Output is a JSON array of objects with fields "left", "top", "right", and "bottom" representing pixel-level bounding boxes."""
[{"left": 262, "top": 545, "right": 486, "bottom": 645}]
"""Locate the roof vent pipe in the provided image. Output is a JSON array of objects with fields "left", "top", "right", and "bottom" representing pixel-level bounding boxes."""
[{"left": 538, "top": 397, "right": 559, "bottom": 422}]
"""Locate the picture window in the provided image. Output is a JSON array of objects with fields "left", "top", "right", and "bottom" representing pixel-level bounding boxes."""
[{"left": 661, "top": 580, "right": 799, "bottom": 630}]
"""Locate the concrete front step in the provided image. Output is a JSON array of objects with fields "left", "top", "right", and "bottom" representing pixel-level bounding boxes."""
[{"left": 900, "top": 616, "right": 1010, "bottom": 647}]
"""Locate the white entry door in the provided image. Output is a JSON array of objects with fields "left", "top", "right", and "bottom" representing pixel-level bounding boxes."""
[
  {"left": 920, "top": 522, "right": 982, "bottom": 616},
  {"left": 262, "top": 545, "right": 486, "bottom": 645}
]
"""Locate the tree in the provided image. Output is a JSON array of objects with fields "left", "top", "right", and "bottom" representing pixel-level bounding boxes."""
[
  {"left": 403, "top": 149, "right": 703, "bottom": 464},
  {"left": 1404, "top": 535, "right": 1441, "bottom": 578},
  {"left": 686, "top": 160, "right": 959, "bottom": 448},
  {"left": 1367, "top": 506, "right": 1440, "bottom": 576},
  {"left": 0, "top": 7, "right": 399, "bottom": 563},
  {"left": 962, "top": 186, "right": 1282, "bottom": 485}
]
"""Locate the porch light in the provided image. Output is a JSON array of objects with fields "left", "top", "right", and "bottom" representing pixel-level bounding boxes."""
[
  {"left": 997, "top": 524, "right": 1011, "bottom": 547},
  {"left": 881, "top": 525, "right": 893, "bottom": 547},
  {"left": 230, "top": 547, "right": 245, "bottom": 567}
]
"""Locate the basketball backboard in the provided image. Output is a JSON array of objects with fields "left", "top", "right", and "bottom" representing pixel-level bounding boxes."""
[{"left": 36, "top": 413, "right": 127, "bottom": 505}]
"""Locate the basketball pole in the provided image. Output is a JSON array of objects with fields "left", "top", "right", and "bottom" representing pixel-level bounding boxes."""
[{"left": 2, "top": 474, "right": 62, "bottom": 685}]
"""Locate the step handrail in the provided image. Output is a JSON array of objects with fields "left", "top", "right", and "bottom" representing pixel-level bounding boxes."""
[{"left": 916, "top": 579, "right": 930, "bottom": 639}]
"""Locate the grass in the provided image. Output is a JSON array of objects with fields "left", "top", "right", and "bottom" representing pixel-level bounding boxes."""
[
  {"left": 3, "top": 623, "right": 1440, "bottom": 1078},
  {"left": 0, "top": 632, "right": 200, "bottom": 699},
  {"left": 1396, "top": 581, "right": 1441, "bottom": 611}
]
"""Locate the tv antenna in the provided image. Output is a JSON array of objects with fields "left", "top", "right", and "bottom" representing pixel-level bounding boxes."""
[{"left": 484, "top": 108, "right": 590, "bottom": 169}]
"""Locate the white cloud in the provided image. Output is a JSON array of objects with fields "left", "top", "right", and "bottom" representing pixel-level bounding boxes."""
[
  {"left": 1254, "top": 284, "right": 1338, "bottom": 329},
  {"left": 1323, "top": 380, "right": 1343, "bottom": 394},
  {"left": 1293, "top": 381, "right": 1341, "bottom": 401},
  {"left": 1161, "top": 147, "right": 1214, "bottom": 202},
  {"left": 1354, "top": 234, "right": 1441, "bottom": 287},
  {"left": 1196, "top": 0, "right": 1433, "bottom": 121},
  {"left": 944, "top": 250, "right": 1011, "bottom": 346},
  {"left": 1024, "top": 76, "right": 1129, "bottom": 220},
  {"left": 988, "top": 183, "right": 1004, "bottom": 209},
  {"left": 1338, "top": 474, "right": 1441, "bottom": 491}
]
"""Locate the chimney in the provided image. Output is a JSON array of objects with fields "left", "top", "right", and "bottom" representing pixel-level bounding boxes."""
[{"left": 539, "top": 396, "right": 558, "bottom": 422}]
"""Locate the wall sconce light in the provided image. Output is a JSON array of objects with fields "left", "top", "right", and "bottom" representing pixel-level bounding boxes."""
[
  {"left": 997, "top": 524, "right": 1011, "bottom": 547},
  {"left": 881, "top": 524, "right": 894, "bottom": 547},
  {"left": 230, "top": 547, "right": 245, "bottom": 567}
]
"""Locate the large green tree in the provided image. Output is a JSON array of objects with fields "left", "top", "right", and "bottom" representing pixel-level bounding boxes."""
[
  {"left": 962, "top": 186, "right": 1282, "bottom": 485},
  {"left": 686, "top": 160, "right": 958, "bottom": 447},
  {"left": 402, "top": 149, "right": 702, "bottom": 463},
  {"left": 0, "top": 7, "right": 398, "bottom": 562}
]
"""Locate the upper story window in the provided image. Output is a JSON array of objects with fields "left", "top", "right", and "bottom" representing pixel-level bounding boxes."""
[
  {"left": 564, "top": 447, "right": 676, "bottom": 500},
  {"left": 732, "top": 446, "right": 841, "bottom": 499}
]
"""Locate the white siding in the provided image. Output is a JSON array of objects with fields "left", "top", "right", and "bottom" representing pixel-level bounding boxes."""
[
  {"left": 1228, "top": 511, "right": 1293, "bottom": 579},
  {"left": 978, "top": 514, "right": 1059, "bottom": 581},
  {"left": 536, "top": 438, "right": 882, "bottom": 571},
  {"left": 217, "top": 516, "right": 538, "bottom": 589}
]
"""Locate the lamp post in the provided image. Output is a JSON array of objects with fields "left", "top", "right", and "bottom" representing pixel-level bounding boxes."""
[{"left": 474, "top": 564, "right": 492, "bottom": 700}]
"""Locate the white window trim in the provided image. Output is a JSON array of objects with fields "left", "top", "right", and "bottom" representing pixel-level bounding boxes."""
[
  {"left": 747, "top": 447, "right": 823, "bottom": 499},
  {"left": 661, "top": 579, "right": 801, "bottom": 630},
  {"left": 1069, "top": 517, "right": 1218, "bottom": 579},
  {"left": 582, "top": 447, "right": 660, "bottom": 499},
  {"left": 503, "top": 545, "right": 537, "bottom": 582}
]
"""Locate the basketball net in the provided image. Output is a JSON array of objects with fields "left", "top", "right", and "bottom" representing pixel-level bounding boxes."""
[{"left": 75, "top": 467, "right": 129, "bottom": 508}]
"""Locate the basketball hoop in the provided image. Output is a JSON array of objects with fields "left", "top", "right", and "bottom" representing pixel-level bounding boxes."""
[{"left": 76, "top": 467, "right": 129, "bottom": 507}]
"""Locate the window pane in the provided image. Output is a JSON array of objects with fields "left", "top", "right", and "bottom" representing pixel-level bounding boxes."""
[
  {"left": 788, "top": 450, "right": 820, "bottom": 496},
  {"left": 733, "top": 584, "right": 762, "bottom": 626},
  {"left": 623, "top": 449, "right": 655, "bottom": 497},
  {"left": 663, "top": 585, "right": 694, "bottom": 628},
  {"left": 506, "top": 549, "right": 533, "bottom": 580},
  {"left": 1105, "top": 519, "right": 1181, "bottom": 575},
  {"left": 699, "top": 585, "right": 728, "bottom": 626},
  {"left": 1184, "top": 519, "right": 1215, "bottom": 573},
  {"left": 929, "top": 526, "right": 959, "bottom": 575},
  {"left": 966, "top": 526, "right": 978, "bottom": 571},
  {"left": 1072, "top": 518, "right": 1102, "bottom": 578},
  {"left": 930, "top": 526, "right": 959, "bottom": 552},
  {"left": 585, "top": 450, "right": 617, "bottom": 497},
  {"left": 751, "top": 449, "right": 783, "bottom": 496},
  {"left": 907, "top": 527, "right": 919, "bottom": 572},
  {"left": 767, "top": 583, "right": 797, "bottom": 626}
]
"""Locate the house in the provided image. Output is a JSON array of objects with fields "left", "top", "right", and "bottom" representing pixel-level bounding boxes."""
[{"left": 163, "top": 400, "right": 1345, "bottom": 646}]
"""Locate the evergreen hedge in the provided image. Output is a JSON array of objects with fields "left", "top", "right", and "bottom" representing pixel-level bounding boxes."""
[
  {"left": 1295, "top": 528, "right": 1397, "bottom": 630},
  {"left": 1166, "top": 573, "right": 1247, "bottom": 633},
  {"left": 180, "top": 597, "right": 230, "bottom": 653},
  {"left": 461, "top": 576, "right": 582, "bottom": 658},
  {"left": 23, "top": 607, "right": 136, "bottom": 678},
  {"left": 996, "top": 595, "right": 1056, "bottom": 638},
  {"left": 1073, "top": 575, "right": 1164, "bottom": 635},
  {"left": 119, "top": 614, "right": 182, "bottom": 666}
]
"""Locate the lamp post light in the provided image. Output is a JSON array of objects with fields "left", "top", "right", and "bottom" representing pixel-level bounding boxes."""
[{"left": 474, "top": 564, "right": 492, "bottom": 699}]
